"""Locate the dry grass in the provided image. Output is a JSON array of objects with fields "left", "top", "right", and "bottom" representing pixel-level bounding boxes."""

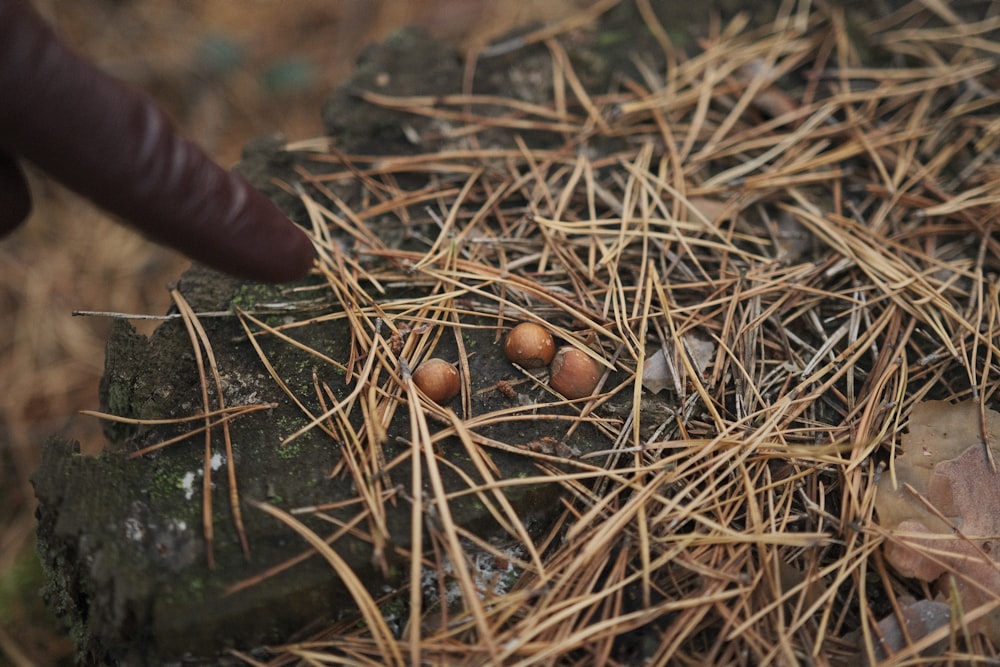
[{"left": 5, "top": 0, "right": 1000, "bottom": 665}]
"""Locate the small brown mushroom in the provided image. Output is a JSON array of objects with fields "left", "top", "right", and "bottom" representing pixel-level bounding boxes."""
[
  {"left": 412, "top": 358, "right": 460, "bottom": 404},
  {"left": 504, "top": 322, "right": 556, "bottom": 368},
  {"left": 548, "top": 346, "right": 601, "bottom": 399}
]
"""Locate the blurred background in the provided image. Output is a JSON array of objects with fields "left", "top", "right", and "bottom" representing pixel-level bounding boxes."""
[{"left": 0, "top": 1, "right": 593, "bottom": 663}]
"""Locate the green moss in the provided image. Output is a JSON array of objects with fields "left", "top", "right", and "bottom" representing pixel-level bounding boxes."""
[
  {"left": 149, "top": 459, "right": 190, "bottom": 498},
  {"left": 276, "top": 440, "right": 304, "bottom": 460},
  {"left": 228, "top": 283, "right": 268, "bottom": 312},
  {"left": 148, "top": 455, "right": 199, "bottom": 506},
  {"left": 228, "top": 282, "right": 314, "bottom": 333}
]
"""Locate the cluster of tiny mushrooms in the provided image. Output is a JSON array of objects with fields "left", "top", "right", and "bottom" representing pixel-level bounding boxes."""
[{"left": 410, "top": 322, "right": 602, "bottom": 404}]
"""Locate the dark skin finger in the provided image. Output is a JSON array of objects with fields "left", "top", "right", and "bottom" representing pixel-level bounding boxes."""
[{"left": 0, "top": 1, "right": 315, "bottom": 283}]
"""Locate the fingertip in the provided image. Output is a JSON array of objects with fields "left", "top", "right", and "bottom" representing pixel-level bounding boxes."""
[
  {"left": 265, "top": 218, "right": 316, "bottom": 283},
  {"left": 212, "top": 183, "right": 316, "bottom": 283}
]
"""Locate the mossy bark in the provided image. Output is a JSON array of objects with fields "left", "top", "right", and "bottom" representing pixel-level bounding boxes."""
[{"left": 35, "top": 258, "right": 615, "bottom": 663}]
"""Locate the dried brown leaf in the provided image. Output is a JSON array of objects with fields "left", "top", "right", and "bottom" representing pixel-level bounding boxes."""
[
  {"left": 876, "top": 399, "right": 1000, "bottom": 642},
  {"left": 861, "top": 600, "right": 951, "bottom": 663},
  {"left": 641, "top": 332, "right": 715, "bottom": 394}
]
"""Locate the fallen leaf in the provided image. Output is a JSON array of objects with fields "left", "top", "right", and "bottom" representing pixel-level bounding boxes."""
[
  {"left": 875, "top": 399, "right": 1000, "bottom": 643},
  {"left": 773, "top": 210, "right": 813, "bottom": 264},
  {"left": 854, "top": 600, "right": 951, "bottom": 664},
  {"left": 641, "top": 332, "right": 714, "bottom": 394}
]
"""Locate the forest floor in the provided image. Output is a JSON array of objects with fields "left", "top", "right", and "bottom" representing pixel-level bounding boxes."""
[{"left": 0, "top": 3, "right": 591, "bottom": 664}]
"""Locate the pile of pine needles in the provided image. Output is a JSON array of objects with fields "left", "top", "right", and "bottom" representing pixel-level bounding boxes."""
[{"left": 168, "top": 1, "right": 1000, "bottom": 664}]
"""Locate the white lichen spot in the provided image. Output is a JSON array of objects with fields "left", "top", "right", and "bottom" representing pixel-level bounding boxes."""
[
  {"left": 181, "top": 471, "right": 196, "bottom": 500},
  {"left": 124, "top": 516, "right": 145, "bottom": 542},
  {"left": 421, "top": 542, "right": 525, "bottom": 608},
  {"left": 179, "top": 454, "right": 225, "bottom": 500}
]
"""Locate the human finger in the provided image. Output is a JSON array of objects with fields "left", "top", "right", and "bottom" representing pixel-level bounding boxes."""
[{"left": 0, "top": 1, "right": 315, "bottom": 282}]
